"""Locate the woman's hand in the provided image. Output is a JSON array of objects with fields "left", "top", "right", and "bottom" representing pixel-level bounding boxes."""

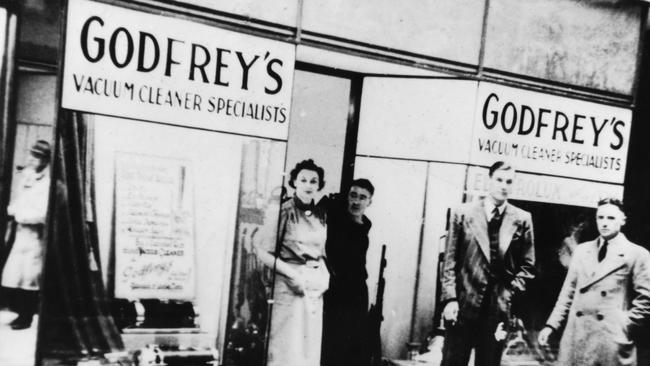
[
  {"left": 313, "top": 265, "right": 330, "bottom": 293},
  {"left": 285, "top": 271, "right": 307, "bottom": 295}
]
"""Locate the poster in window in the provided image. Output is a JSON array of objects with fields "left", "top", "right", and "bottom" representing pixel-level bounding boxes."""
[{"left": 114, "top": 152, "right": 196, "bottom": 300}]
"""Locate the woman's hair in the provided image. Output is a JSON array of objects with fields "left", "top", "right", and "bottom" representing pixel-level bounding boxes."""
[{"left": 288, "top": 159, "right": 325, "bottom": 190}]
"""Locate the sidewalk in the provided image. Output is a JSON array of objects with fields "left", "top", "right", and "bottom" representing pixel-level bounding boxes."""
[{"left": 0, "top": 310, "right": 37, "bottom": 366}]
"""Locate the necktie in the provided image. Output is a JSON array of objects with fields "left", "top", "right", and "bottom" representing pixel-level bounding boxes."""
[
  {"left": 488, "top": 207, "right": 501, "bottom": 267},
  {"left": 491, "top": 207, "right": 500, "bottom": 223},
  {"left": 598, "top": 239, "right": 608, "bottom": 262}
]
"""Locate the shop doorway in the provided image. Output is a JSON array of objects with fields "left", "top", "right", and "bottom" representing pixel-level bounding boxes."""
[
  {"left": 505, "top": 200, "right": 597, "bottom": 364},
  {"left": 222, "top": 66, "right": 358, "bottom": 366},
  {"left": 354, "top": 77, "right": 477, "bottom": 360}
]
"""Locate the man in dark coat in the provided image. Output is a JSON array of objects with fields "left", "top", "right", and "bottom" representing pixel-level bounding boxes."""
[
  {"left": 321, "top": 178, "right": 374, "bottom": 366},
  {"left": 440, "top": 161, "right": 535, "bottom": 366},
  {"left": 538, "top": 198, "right": 650, "bottom": 366}
]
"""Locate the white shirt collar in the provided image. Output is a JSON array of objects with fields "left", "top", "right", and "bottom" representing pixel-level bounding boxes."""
[{"left": 484, "top": 196, "right": 506, "bottom": 219}]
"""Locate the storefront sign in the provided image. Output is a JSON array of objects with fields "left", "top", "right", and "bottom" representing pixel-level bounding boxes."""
[
  {"left": 114, "top": 153, "right": 195, "bottom": 300},
  {"left": 471, "top": 82, "right": 632, "bottom": 184},
  {"left": 62, "top": 0, "right": 295, "bottom": 140},
  {"left": 466, "top": 166, "right": 623, "bottom": 208}
]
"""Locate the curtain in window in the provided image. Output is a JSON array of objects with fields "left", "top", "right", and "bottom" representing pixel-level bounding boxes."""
[{"left": 37, "top": 110, "right": 124, "bottom": 363}]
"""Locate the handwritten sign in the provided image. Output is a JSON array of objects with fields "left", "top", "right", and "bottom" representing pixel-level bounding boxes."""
[{"left": 114, "top": 153, "right": 195, "bottom": 300}]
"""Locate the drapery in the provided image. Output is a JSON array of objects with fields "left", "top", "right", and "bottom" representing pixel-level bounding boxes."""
[{"left": 37, "top": 110, "right": 124, "bottom": 363}]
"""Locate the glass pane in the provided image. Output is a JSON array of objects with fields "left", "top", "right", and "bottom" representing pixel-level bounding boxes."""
[
  {"left": 302, "top": 0, "right": 485, "bottom": 65},
  {"left": 177, "top": 0, "right": 299, "bottom": 27},
  {"left": 355, "top": 156, "right": 428, "bottom": 359},
  {"left": 285, "top": 70, "right": 351, "bottom": 196},
  {"left": 412, "top": 163, "right": 467, "bottom": 346},
  {"left": 483, "top": 0, "right": 643, "bottom": 94},
  {"left": 223, "top": 139, "right": 286, "bottom": 366},
  {"left": 12, "top": 73, "right": 56, "bottom": 199},
  {"left": 18, "top": 0, "right": 63, "bottom": 63}
]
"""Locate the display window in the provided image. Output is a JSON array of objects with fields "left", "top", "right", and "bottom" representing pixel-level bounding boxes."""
[{"left": 89, "top": 115, "right": 287, "bottom": 361}]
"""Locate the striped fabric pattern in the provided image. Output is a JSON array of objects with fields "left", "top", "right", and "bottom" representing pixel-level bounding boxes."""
[{"left": 441, "top": 199, "right": 535, "bottom": 322}]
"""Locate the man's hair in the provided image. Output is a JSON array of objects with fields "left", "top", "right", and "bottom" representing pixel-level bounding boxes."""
[
  {"left": 597, "top": 197, "right": 625, "bottom": 215},
  {"left": 488, "top": 161, "right": 514, "bottom": 177},
  {"left": 350, "top": 178, "right": 374, "bottom": 196},
  {"left": 30, "top": 139, "right": 51, "bottom": 161}
]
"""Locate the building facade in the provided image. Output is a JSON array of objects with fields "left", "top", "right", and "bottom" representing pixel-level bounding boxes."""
[{"left": 0, "top": 0, "right": 648, "bottom": 365}]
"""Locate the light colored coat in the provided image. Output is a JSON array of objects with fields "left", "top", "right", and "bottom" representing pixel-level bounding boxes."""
[
  {"left": 1, "top": 167, "right": 50, "bottom": 290},
  {"left": 546, "top": 234, "right": 650, "bottom": 366}
]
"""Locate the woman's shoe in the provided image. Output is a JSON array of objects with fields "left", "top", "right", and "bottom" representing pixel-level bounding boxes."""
[{"left": 9, "top": 314, "right": 32, "bottom": 330}]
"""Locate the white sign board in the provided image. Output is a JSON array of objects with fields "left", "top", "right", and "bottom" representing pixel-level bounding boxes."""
[
  {"left": 357, "top": 78, "right": 477, "bottom": 163},
  {"left": 466, "top": 166, "right": 623, "bottom": 208},
  {"left": 62, "top": 0, "right": 295, "bottom": 140},
  {"left": 114, "top": 153, "right": 195, "bottom": 300},
  {"left": 471, "top": 82, "right": 632, "bottom": 184}
]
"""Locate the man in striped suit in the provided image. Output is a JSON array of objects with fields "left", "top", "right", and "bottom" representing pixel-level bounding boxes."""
[{"left": 440, "top": 161, "right": 535, "bottom": 366}]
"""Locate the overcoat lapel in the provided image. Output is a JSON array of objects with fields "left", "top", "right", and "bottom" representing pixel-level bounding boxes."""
[
  {"left": 580, "top": 237, "right": 627, "bottom": 291},
  {"left": 468, "top": 200, "right": 490, "bottom": 262},
  {"left": 498, "top": 204, "right": 517, "bottom": 257}
]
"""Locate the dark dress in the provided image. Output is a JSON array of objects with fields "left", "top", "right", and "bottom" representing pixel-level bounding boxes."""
[{"left": 322, "top": 198, "right": 372, "bottom": 366}]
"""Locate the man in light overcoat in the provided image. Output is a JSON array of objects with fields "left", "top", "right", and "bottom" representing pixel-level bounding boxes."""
[
  {"left": 539, "top": 198, "right": 650, "bottom": 366},
  {"left": 440, "top": 161, "right": 535, "bottom": 366}
]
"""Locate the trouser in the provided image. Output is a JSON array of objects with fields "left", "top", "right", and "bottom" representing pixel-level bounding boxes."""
[
  {"left": 441, "top": 283, "right": 506, "bottom": 366},
  {"left": 1, "top": 286, "right": 39, "bottom": 318},
  {"left": 322, "top": 282, "right": 369, "bottom": 366}
]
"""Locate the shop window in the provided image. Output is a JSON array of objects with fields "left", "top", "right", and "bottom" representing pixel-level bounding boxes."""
[
  {"left": 301, "top": 0, "right": 485, "bottom": 66},
  {"left": 92, "top": 116, "right": 286, "bottom": 360},
  {"left": 354, "top": 157, "right": 428, "bottom": 359},
  {"left": 176, "top": 0, "right": 299, "bottom": 28},
  {"left": 222, "top": 139, "right": 286, "bottom": 366},
  {"left": 483, "top": 0, "right": 643, "bottom": 95}
]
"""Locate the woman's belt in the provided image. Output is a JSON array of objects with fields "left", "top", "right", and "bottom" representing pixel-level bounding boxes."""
[{"left": 280, "top": 257, "right": 324, "bottom": 267}]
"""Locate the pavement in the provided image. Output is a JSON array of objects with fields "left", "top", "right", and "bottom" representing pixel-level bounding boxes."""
[{"left": 0, "top": 310, "right": 37, "bottom": 366}]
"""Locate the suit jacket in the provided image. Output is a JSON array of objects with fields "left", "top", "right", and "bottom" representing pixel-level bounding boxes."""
[
  {"left": 441, "top": 199, "right": 535, "bottom": 323},
  {"left": 546, "top": 234, "right": 650, "bottom": 366}
]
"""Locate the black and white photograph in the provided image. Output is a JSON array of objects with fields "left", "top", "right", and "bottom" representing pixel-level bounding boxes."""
[{"left": 1, "top": 1, "right": 650, "bottom": 366}]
